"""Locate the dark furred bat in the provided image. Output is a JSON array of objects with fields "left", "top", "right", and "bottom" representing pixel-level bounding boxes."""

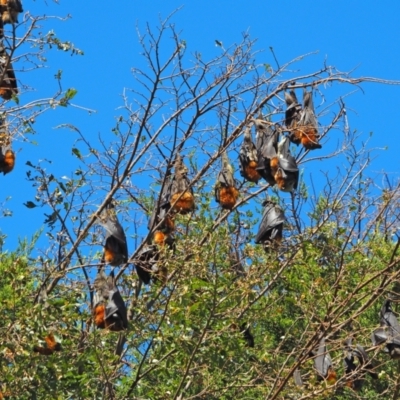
[
  {"left": 372, "top": 299, "right": 400, "bottom": 359},
  {"left": 0, "top": 0, "right": 23, "bottom": 25},
  {"left": 239, "top": 125, "right": 261, "bottom": 183},
  {"left": 148, "top": 201, "right": 175, "bottom": 247},
  {"left": 135, "top": 243, "right": 171, "bottom": 284},
  {"left": 297, "top": 89, "right": 321, "bottom": 150},
  {"left": 253, "top": 119, "right": 279, "bottom": 186},
  {"left": 284, "top": 90, "right": 302, "bottom": 145},
  {"left": 215, "top": 151, "right": 239, "bottom": 210},
  {"left": 98, "top": 202, "right": 128, "bottom": 266},
  {"left": 93, "top": 269, "right": 128, "bottom": 332},
  {"left": 343, "top": 338, "right": 378, "bottom": 390},
  {"left": 143, "top": 202, "right": 175, "bottom": 282},
  {"left": 274, "top": 135, "right": 299, "bottom": 192},
  {"left": 33, "top": 333, "right": 62, "bottom": 356},
  {"left": 255, "top": 200, "right": 285, "bottom": 251},
  {"left": 240, "top": 323, "right": 254, "bottom": 348},
  {"left": 313, "top": 337, "right": 337, "bottom": 384},
  {"left": 135, "top": 245, "right": 155, "bottom": 284},
  {"left": 0, "top": 127, "right": 14, "bottom": 175},
  {"left": 167, "top": 154, "right": 195, "bottom": 214},
  {"left": 0, "top": 44, "right": 17, "bottom": 100}
]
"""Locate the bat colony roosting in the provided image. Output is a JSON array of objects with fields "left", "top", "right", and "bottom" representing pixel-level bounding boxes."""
[
  {"left": 0, "top": 5, "right": 395, "bottom": 394},
  {"left": 86, "top": 87, "right": 392, "bottom": 390},
  {"left": 0, "top": 1, "right": 19, "bottom": 176}
]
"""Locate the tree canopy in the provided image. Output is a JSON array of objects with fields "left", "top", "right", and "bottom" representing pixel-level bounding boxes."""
[{"left": 2, "top": 6, "right": 400, "bottom": 400}]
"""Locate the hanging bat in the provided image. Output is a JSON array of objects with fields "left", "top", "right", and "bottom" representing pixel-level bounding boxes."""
[
  {"left": 98, "top": 202, "right": 128, "bottom": 266},
  {"left": 343, "top": 338, "right": 378, "bottom": 390},
  {"left": 253, "top": 118, "right": 279, "bottom": 186},
  {"left": 0, "top": 129, "right": 14, "bottom": 175},
  {"left": 215, "top": 151, "right": 239, "bottom": 210},
  {"left": 239, "top": 125, "right": 261, "bottom": 183},
  {"left": 284, "top": 90, "right": 302, "bottom": 145},
  {"left": 33, "top": 333, "right": 62, "bottom": 356},
  {"left": 135, "top": 243, "right": 170, "bottom": 284},
  {"left": 312, "top": 336, "right": 337, "bottom": 384},
  {"left": 134, "top": 244, "right": 154, "bottom": 285},
  {"left": 240, "top": 323, "right": 254, "bottom": 348},
  {"left": 93, "top": 269, "right": 128, "bottom": 332},
  {"left": 0, "top": 44, "right": 17, "bottom": 100},
  {"left": 255, "top": 200, "right": 285, "bottom": 251},
  {"left": 293, "top": 368, "right": 304, "bottom": 387},
  {"left": 297, "top": 89, "right": 321, "bottom": 150},
  {"left": 0, "top": 0, "right": 23, "bottom": 25},
  {"left": 168, "top": 153, "right": 195, "bottom": 214},
  {"left": 145, "top": 203, "right": 174, "bottom": 282},
  {"left": 372, "top": 299, "right": 400, "bottom": 359},
  {"left": 273, "top": 135, "right": 299, "bottom": 192},
  {"left": 148, "top": 200, "right": 175, "bottom": 247}
]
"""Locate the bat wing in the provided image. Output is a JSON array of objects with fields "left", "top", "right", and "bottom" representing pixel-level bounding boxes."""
[
  {"left": 314, "top": 337, "right": 331, "bottom": 378},
  {"left": 355, "top": 344, "right": 378, "bottom": 379},
  {"left": 160, "top": 176, "right": 173, "bottom": 209},
  {"left": 255, "top": 157, "right": 275, "bottom": 185},
  {"left": 218, "top": 167, "right": 235, "bottom": 187},
  {"left": 106, "top": 290, "right": 128, "bottom": 329},
  {"left": 260, "top": 126, "right": 278, "bottom": 160},
  {"left": 300, "top": 106, "right": 318, "bottom": 128},
  {"left": 343, "top": 353, "right": 356, "bottom": 374},
  {"left": 371, "top": 326, "right": 388, "bottom": 346},
  {"left": 135, "top": 244, "right": 157, "bottom": 284},
  {"left": 381, "top": 300, "right": 400, "bottom": 345},
  {"left": 102, "top": 217, "right": 126, "bottom": 245},
  {"left": 278, "top": 154, "right": 298, "bottom": 173},
  {"left": 255, "top": 202, "right": 285, "bottom": 243},
  {"left": 13, "top": 0, "right": 23, "bottom": 12},
  {"left": 240, "top": 126, "right": 258, "bottom": 163},
  {"left": 104, "top": 235, "right": 128, "bottom": 265},
  {"left": 93, "top": 269, "right": 108, "bottom": 307},
  {"left": 172, "top": 174, "right": 193, "bottom": 195},
  {"left": 302, "top": 89, "right": 314, "bottom": 112},
  {"left": 293, "top": 369, "right": 303, "bottom": 387},
  {"left": 300, "top": 90, "right": 319, "bottom": 134},
  {"left": 285, "top": 90, "right": 301, "bottom": 129}
]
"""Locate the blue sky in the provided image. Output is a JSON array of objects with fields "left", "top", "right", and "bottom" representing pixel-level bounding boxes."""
[{"left": 1, "top": 0, "right": 400, "bottom": 254}]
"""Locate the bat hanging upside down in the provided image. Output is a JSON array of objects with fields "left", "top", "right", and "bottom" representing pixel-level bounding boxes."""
[
  {"left": 255, "top": 199, "right": 285, "bottom": 252},
  {"left": 343, "top": 337, "right": 378, "bottom": 390},
  {"left": 312, "top": 336, "right": 337, "bottom": 384},
  {"left": 215, "top": 151, "right": 239, "bottom": 210},
  {"left": 97, "top": 201, "right": 128, "bottom": 266},
  {"left": 285, "top": 89, "right": 321, "bottom": 150},
  {"left": 239, "top": 125, "right": 261, "bottom": 183},
  {"left": 0, "top": 43, "right": 17, "bottom": 100},
  {"left": 93, "top": 269, "right": 128, "bottom": 332},
  {"left": 167, "top": 153, "right": 195, "bottom": 214},
  {"left": 33, "top": 333, "right": 62, "bottom": 356},
  {"left": 372, "top": 298, "right": 400, "bottom": 359}
]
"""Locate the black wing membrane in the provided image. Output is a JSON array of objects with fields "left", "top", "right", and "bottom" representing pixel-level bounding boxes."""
[
  {"left": 255, "top": 200, "right": 285, "bottom": 250},
  {"left": 253, "top": 119, "right": 278, "bottom": 185},
  {"left": 275, "top": 135, "right": 299, "bottom": 192}
]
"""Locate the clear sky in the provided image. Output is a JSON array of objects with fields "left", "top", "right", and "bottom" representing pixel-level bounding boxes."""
[{"left": 1, "top": 0, "right": 400, "bottom": 254}]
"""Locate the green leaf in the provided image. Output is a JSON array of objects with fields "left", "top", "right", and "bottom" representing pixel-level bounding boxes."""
[
  {"left": 72, "top": 148, "right": 82, "bottom": 159},
  {"left": 23, "top": 201, "right": 37, "bottom": 208}
]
